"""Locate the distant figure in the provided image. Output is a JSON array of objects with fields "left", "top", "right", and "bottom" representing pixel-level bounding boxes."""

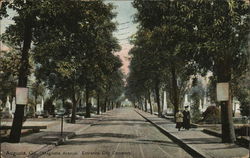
[
  {"left": 183, "top": 106, "right": 191, "bottom": 130},
  {"left": 175, "top": 110, "right": 184, "bottom": 131}
]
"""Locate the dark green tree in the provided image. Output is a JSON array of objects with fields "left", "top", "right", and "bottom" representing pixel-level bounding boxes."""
[
  {"left": 193, "top": 0, "right": 249, "bottom": 143},
  {"left": 132, "top": 0, "right": 196, "bottom": 117},
  {"left": 33, "top": 0, "right": 121, "bottom": 121},
  {"left": 0, "top": 49, "right": 19, "bottom": 104},
  {"left": 1, "top": 0, "right": 41, "bottom": 142}
]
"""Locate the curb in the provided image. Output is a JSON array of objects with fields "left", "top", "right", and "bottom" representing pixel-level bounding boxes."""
[
  {"left": 135, "top": 109, "right": 207, "bottom": 158},
  {"left": 203, "top": 128, "right": 250, "bottom": 149},
  {"left": 203, "top": 128, "right": 221, "bottom": 137}
]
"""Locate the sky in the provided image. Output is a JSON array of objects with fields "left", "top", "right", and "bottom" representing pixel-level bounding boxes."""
[
  {"left": 0, "top": 1, "right": 137, "bottom": 75},
  {"left": 0, "top": 8, "right": 16, "bottom": 51},
  {"left": 109, "top": 1, "right": 137, "bottom": 76}
]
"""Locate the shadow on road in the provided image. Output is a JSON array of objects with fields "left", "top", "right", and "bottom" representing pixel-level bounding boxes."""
[
  {"left": 21, "top": 131, "right": 74, "bottom": 144},
  {"left": 62, "top": 138, "right": 180, "bottom": 148},
  {"left": 91, "top": 122, "right": 151, "bottom": 127},
  {"left": 100, "top": 119, "right": 148, "bottom": 122},
  {"left": 74, "top": 133, "right": 137, "bottom": 139},
  {"left": 181, "top": 137, "right": 221, "bottom": 144}
]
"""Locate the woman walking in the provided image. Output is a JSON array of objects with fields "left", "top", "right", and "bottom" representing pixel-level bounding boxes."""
[{"left": 175, "top": 109, "right": 184, "bottom": 131}]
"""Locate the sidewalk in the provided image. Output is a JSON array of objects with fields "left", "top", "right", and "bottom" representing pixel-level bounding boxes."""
[
  {"left": 135, "top": 109, "right": 249, "bottom": 158},
  {"left": 1, "top": 111, "right": 112, "bottom": 158}
]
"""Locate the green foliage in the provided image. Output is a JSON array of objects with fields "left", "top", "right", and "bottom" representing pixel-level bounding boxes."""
[
  {"left": 233, "top": 71, "right": 250, "bottom": 116},
  {"left": 190, "top": 88, "right": 202, "bottom": 123},
  {"left": 63, "top": 101, "right": 73, "bottom": 115},
  {"left": 0, "top": 50, "right": 19, "bottom": 102},
  {"left": 189, "top": 77, "right": 205, "bottom": 101},
  {"left": 105, "top": 70, "right": 124, "bottom": 102},
  {"left": 194, "top": 0, "right": 249, "bottom": 77},
  {"left": 44, "top": 98, "right": 55, "bottom": 116},
  {"left": 1, "top": 0, "right": 123, "bottom": 120},
  {"left": 30, "top": 81, "right": 46, "bottom": 104},
  {"left": 129, "top": 0, "right": 198, "bottom": 114},
  {"left": 207, "top": 76, "right": 217, "bottom": 103},
  {"left": 189, "top": 78, "right": 207, "bottom": 123}
]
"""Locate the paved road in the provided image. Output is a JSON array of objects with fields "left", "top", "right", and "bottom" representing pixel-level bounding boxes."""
[{"left": 39, "top": 108, "right": 192, "bottom": 158}]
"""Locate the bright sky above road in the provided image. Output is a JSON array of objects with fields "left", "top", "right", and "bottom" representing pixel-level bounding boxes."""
[{"left": 109, "top": 1, "right": 137, "bottom": 76}]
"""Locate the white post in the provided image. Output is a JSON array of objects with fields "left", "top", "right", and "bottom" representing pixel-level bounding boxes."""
[
  {"left": 11, "top": 97, "right": 16, "bottom": 111},
  {"left": 203, "top": 96, "right": 207, "bottom": 111},
  {"left": 91, "top": 97, "right": 94, "bottom": 107},
  {"left": 36, "top": 104, "right": 40, "bottom": 113},
  {"left": 163, "top": 91, "right": 167, "bottom": 114},
  {"left": 41, "top": 98, "right": 44, "bottom": 111},
  {"left": 5, "top": 96, "right": 11, "bottom": 113},
  {"left": 184, "top": 94, "right": 189, "bottom": 106},
  {"left": 199, "top": 99, "right": 202, "bottom": 111},
  {"left": 147, "top": 100, "right": 150, "bottom": 110}
]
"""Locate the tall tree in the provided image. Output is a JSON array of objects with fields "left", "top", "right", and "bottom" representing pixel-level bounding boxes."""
[
  {"left": 132, "top": 0, "right": 196, "bottom": 116},
  {"left": 1, "top": 0, "right": 41, "bottom": 142},
  {"left": 33, "top": 0, "right": 121, "bottom": 120},
  {"left": 193, "top": 0, "right": 249, "bottom": 143}
]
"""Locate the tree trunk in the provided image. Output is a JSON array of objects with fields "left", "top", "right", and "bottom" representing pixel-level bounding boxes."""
[
  {"left": 171, "top": 65, "right": 179, "bottom": 118},
  {"left": 9, "top": 14, "right": 33, "bottom": 143},
  {"left": 140, "top": 98, "right": 143, "bottom": 110},
  {"left": 137, "top": 97, "right": 142, "bottom": 110},
  {"left": 148, "top": 91, "right": 153, "bottom": 114},
  {"left": 108, "top": 100, "right": 111, "bottom": 110},
  {"left": 104, "top": 97, "right": 107, "bottom": 112},
  {"left": 62, "top": 98, "right": 65, "bottom": 109},
  {"left": 79, "top": 99, "right": 82, "bottom": 109},
  {"left": 144, "top": 96, "right": 147, "bottom": 112},
  {"left": 97, "top": 93, "right": 100, "bottom": 115},
  {"left": 34, "top": 95, "right": 37, "bottom": 112},
  {"left": 137, "top": 98, "right": 140, "bottom": 110},
  {"left": 133, "top": 101, "right": 136, "bottom": 108},
  {"left": 232, "top": 97, "right": 235, "bottom": 117},
  {"left": 155, "top": 80, "right": 162, "bottom": 117},
  {"left": 85, "top": 87, "right": 91, "bottom": 118},
  {"left": 217, "top": 58, "right": 236, "bottom": 143},
  {"left": 162, "top": 91, "right": 164, "bottom": 114},
  {"left": 71, "top": 94, "right": 77, "bottom": 124},
  {"left": 107, "top": 100, "right": 109, "bottom": 110}
]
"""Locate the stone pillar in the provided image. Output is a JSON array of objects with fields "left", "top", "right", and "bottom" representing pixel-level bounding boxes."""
[
  {"left": 91, "top": 97, "right": 95, "bottom": 107},
  {"left": 36, "top": 104, "right": 41, "bottom": 113},
  {"left": 41, "top": 98, "right": 44, "bottom": 111},
  {"left": 199, "top": 99, "right": 202, "bottom": 111},
  {"left": 184, "top": 94, "right": 189, "bottom": 107},
  {"left": 147, "top": 101, "right": 150, "bottom": 111},
  {"left": 5, "top": 96, "right": 11, "bottom": 111},
  {"left": 203, "top": 96, "right": 207, "bottom": 112},
  {"left": 162, "top": 91, "right": 168, "bottom": 114}
]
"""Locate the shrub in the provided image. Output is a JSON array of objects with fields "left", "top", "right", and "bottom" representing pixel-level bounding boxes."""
[
  {"left": 190, "top": 94, "right": 202, "bottom": 123},
  {"left": 63, "top": 101, "right": 73, "bottom": 115},
  {"left": 202, "top": 106, "right": 220, "bottom": 124},
  {"left": 191, "top": 104, "right": 202, "bottom": 123}
]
